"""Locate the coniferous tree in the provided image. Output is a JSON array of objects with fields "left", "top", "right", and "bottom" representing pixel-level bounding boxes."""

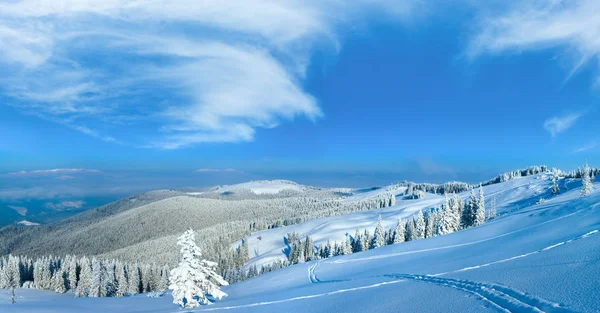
[
  {"left": 581, "top": 163, "right": 593, "bottom": 196},
  {"left": 473, "top": 186, "right": 486, "bottom": 227},
  {"left": 414, "top": 210, "right": 425, "bottom": 239},
  {"left": 158, "top": 265, "right": 169, "bottom": 291},
  {"left": 462, "top": 189, "right": 477, "bottom": 229},
  {"left": 424, "top": 210, "right": 435, "bottom": 238},
  {"left": 115, "top": 263, "right": 128, "bottom": 297},
  {"left": 169, "top": 229, "right": 228, "bottom": 308},
  {"left": 551, "top": 175, "right": 560, "bottom": 195},
  {"left": 437, "top": 203, "right": 455, "bottom": 236},
  {"left": 304, "top": 237, "right": 315, "bottom": 262},
  {"left": 75, "top": 257, "right": 92, "bottom": 297},
  {"left": 52, "top": 270, "right": 66, "bottom": 293},
  {"left": 371, "top": 216, "right": 386, "bottom": 249},
  {"left": 405, "top": 219, "right": 416, "bottom": 241},
  {"left": 361, "top": 230, "right": 370, "bottom": 251},
  {"left": 342, "top": 234, "right": 353, "bottom": 255},
  {"left": 127, "top": 264, "right": 141, "bottom": 295},
  {"left": 486, "top": 197, "right": 496, "bottom": 221},
  {"left": 68, "top": 258, "right": 78, "bottom": 292},
  {"left": 353, "top": 229, "right": 362, "bottom": 252},
  {"left": 393, "top": 219, "right": 406, "bottom": 243}
]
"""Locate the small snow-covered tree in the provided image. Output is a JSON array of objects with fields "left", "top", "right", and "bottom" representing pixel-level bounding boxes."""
[
  {"left": 371, "top": 216, "right": 386, "bottom": 249},
  {"left": 352, "top": 229, "right": 362, "bottom": 252},
  {"left": 68, "top": 258, "right": 78, "bottom": 292},
  {"left": 393, "top": 219, "right": 406, "bottom": 243},
  {"left": 551, "top": 175, "right": 560, "bottom": 195},
  {"left": 115, "top": 263, "right": 128, "bottom": 297},
  {"left": 304, "top": 237, "right": 315, "bottom": 261},
  {"left": 461, "top": 189, "right": 476, "bottom": 228},
  {"left": 424, "top": 210, "right": 436, "bottom": 238},
  {"left": 342, "top": 234, "right": 353, "bottom": 255},
  {"left": 405, "top": 219, "right": 416, "bottom": 241},
  {"left": 414, "top": 211, "right": 425, "bottom": 239},
  {"left": 436, "top": 202, "right": 455, "bottom": 236},
  {"left": 158, "top": 265, "right": 169, "bottom": 291},
  {"left": 169, "top": 229, "right": 228, "bottom": 308},
  {"left": 52, "top": 270, "right": 66, "bottom": 293},
  {"left": 581, "top": 163, "right": 593, "bottom": 196},
  {"left": 486, "top": 197, "right": 496, "bottom": 221},
  {"left": 473, "top": 186, "right": 486, "bottom": 226},
  {"left": 75, "top": 257, "right": 92, "bottom": 297},
  {"left": 127, "top": 264, "right": 141, "bottom": 295}
]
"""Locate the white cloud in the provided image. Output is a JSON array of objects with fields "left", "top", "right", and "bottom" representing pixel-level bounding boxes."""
[
  {"left": 7, "top": 205, "right": 28, "bottom": 216},
  {"left": 543, "top": 113, "right": 581, "bottom": 137},
  {"left": 0, "top": 0, "right": 422, "bottom": 148},
  {"left": 573, "top": 141, "right": 596, "bottom": 154},
  {"left": 469, "top": 0, "right": 600, "bottom": 84},
  {"left": 44, "top": 200, "right": 85, "bottom": 211},
  {"left": 195, "top": 168, "right": 241, "bottom": 173},
  {"left": 8, "top": 168, "right": 101, "bottom": 176}
]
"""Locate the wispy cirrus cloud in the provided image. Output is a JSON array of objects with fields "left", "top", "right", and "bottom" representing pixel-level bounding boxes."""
[
  {"left": 468, "top": 0, "right": 600, "bottom": 84},
  {"left": 543, "top": 113, "right": 581, "bottom": 137},
  {"left": 0, "top": 0, "right": 423, "bottom": 149},
  {"left": 194, "top": 168, "right": 241, "bottom": 173},
  {"left": 44, "top": 200, "right": 85, "bottom": 211},
  {"left": 573, "top": 141, "right": 596, "bottom": 154},
  {"left": 8, "top": 168, "right": 101, "bottom": 176}
]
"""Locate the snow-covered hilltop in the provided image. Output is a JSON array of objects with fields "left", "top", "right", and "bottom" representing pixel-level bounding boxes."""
[{"left": 1, "top": 167, "right": 599, "bottom": 312}]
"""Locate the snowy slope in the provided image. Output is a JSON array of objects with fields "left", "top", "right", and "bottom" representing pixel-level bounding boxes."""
[
  {"left": 213, "top": 180, "right": 310, "bottom": 195},
  {"left": 2, "top": 174, "right": 599, "bottom": 313},
  {"left": 238, "top": 173, "right": 573, "bottom": 269}
]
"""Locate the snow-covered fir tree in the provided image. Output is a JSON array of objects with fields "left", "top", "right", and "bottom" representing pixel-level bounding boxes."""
[
  {"left": 486, "top": 197, "right": 496, "bottom": 221},
  {"left": 371, "top": 216, "right": 386, "bottom": 249},
  {"left": 127, "top": 264, "right": 141, "bottom": 295},
  {"left": 393, "top": 219, "right": 406, "bottom": 243},
  {"left": 169, "top": 229, "right": 228, "bottom": 308},
  {"left": 437, "top": 202, "right": 456, "bottom": 236},
  {"left": 158, "top": 265, "right": 170, "bottom": 291},
  {"left": 424, "top": 210, "right": 436, "bottom": 238},
  {"left": 52, "top": 270, "right": 66, "bottom": 293},
  {"left": 342, "top": 234, "right": 353, "bottom": 255},
  {"left": 352, "top": 229, "right": 362, "bottom": 252},
  {"left": 414, "top": 210, "right": 425, "bottom": 239},
  {"left": 75, "top": 257, "right": 92, "bottom": 297},
  {"left": 474, "top": 186, "right": 486, "bottom": 227},
  {"left": 462, "top": 189, "right": 477, "bottom": 229},
  {"left": 581, "top": 163, "right": 593, "bottom": 196},
  {"left": 551, "top": 175, "right": 560, "bottom": 195},
  {"left": 304, "top": 236, "right": 315, "bottom": 261},
  {"left": 405, "top": 219, "right": 416, "bottom": 241},
  {"left": 115, "top": 262, "right": 128, "bottom": 297},
  {"left": 67, "top": 257, "right": 78, "bottom": 292}
]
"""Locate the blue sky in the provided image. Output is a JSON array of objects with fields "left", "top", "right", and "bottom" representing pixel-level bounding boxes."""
[{"left": 1, "top": 0, "right": 599, "bottom": 208}]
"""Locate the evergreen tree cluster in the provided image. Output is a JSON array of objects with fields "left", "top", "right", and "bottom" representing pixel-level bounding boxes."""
[
  {"left": 0, "top": 254, "right": 169, "bottom": 298},
  {"left": 301, "top": 187, "right": 492, "bottom": 262}
]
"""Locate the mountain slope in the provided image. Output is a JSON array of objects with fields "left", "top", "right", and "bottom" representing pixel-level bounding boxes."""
[{"left": 2, "top": 174, "right": 599, "bottom": 313}]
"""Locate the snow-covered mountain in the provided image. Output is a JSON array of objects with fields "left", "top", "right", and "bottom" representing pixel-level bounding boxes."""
[{"left": 2, "top": 172, "right": 599, "bottom": 312}]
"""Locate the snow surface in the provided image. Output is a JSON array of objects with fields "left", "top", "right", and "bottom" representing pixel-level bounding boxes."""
[
  {"left": 237, "top": 174, "right": 572, "bottom": 269},
  {"left": 213, "top": 180, "right": 307, "bottom": 195},
  {"left": 2, "top": 173, "right": 599, "bottom": 312},
  {"left": 16, "top": 220, "right": 40, "bottom": 226}
]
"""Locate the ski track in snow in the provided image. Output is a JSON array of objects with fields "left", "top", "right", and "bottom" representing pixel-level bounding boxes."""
[
  {"left": 185, "top": 278, "right": 408, "bottom": 312},
  {"left": 190, "top": 207, "right": 597, "bottom": 312},
  {"left": 432, "top": 230, "right": 598, "bottom": 276},
  {"left": 330, "top": 207, "right": 588, "bottom": 265},
  {"left": 305, "top": 230, "right": 597, "bottom": 313},
  {"left": 387, "top": 274, "right": 574, "bottom": 313}
]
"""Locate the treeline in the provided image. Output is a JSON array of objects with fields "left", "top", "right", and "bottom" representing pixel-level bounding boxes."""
[
  {"left": 287, "top": 187, "right": 494, "bottom": 264},
  {"left": 0, "top": 254, "right": 169, "bottom": 297}
]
